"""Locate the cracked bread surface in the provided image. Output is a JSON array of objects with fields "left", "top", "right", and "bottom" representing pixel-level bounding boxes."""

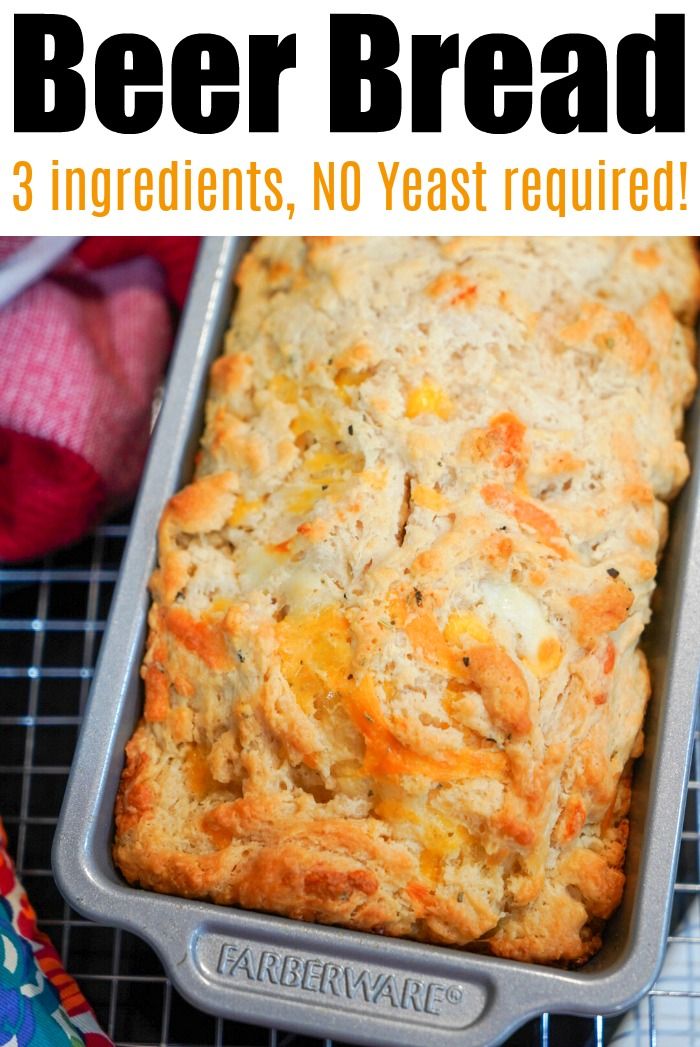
[{"left": 114, "top": 236, "right": 699, "bottom": 965}]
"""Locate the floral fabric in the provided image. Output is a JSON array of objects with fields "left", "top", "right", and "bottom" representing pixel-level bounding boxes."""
[{"left": 0, "top": 819, "right": 112, "bottom": 1047}]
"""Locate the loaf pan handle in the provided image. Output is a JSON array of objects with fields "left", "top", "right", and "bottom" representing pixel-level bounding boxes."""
[{"left": 142, "top": 912, "right": 555, "bottom": 1047}]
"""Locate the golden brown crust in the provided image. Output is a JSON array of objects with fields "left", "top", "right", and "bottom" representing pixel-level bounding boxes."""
[{"left": 114, "top": 236, "right": 699, "bottom": 966}]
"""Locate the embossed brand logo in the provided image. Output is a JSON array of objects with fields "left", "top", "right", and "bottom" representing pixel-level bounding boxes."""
[{"left": 217, "top": 943, "right": 464, "bottom": 1014}]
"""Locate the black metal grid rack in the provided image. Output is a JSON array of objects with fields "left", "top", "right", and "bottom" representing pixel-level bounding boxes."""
[{"left": 1, "top": 513, "right": 699, "bottom": 1047}]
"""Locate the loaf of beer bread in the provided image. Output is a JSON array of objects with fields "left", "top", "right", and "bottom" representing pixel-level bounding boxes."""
[{"left": 114, "top": 236, "right": 699, "bottom": 964}]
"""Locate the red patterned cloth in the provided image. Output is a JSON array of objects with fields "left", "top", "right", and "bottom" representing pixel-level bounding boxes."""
[
  {"left": 0, "top": 237, "right": 200, "bottom": 562},
  {"left": 0, "top": 818, "right": 113, "bottom": 1046},
  {"left": 0, "top": 238, "right": 200, "bottom": 1038}
]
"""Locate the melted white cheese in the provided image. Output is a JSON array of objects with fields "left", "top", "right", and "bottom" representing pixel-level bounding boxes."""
[{"left": 480, "top": 579, "right": 558, "bottom": 668}]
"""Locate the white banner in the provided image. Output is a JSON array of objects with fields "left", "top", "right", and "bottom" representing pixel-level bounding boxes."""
[{"left": 0, "top": 0, "right": 696, "bottom": 233}]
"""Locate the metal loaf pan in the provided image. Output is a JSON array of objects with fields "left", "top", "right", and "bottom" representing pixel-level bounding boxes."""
[{"left": 54, "top": 236, "right": 700, "bottom": 1047}]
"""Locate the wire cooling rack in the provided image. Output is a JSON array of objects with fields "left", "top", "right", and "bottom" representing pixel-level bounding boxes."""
[{"left": 1, "top": 513, "right": 699, "bottom": 1047}]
